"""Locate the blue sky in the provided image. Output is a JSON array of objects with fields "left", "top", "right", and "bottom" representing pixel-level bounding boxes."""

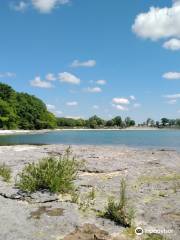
[{"left": 0, "top": 0, "right": 180, "bottom": 122}]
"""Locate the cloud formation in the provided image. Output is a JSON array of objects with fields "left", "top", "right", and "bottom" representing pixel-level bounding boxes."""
[
  {"left": 11, "top": 1, "right": 28, "bottom": 12},
  {"left": 85, "top": 87, "right": 102, "bottom": 93},
  {"left": 46, "top": 104, "right": 62, "bottom": 116},
  {"left": 112, "top": 98, "right": 130, "bottom": 105},
  {"left": 30, "top": 76, "right": 53, "bottom": 88},
  {"left": 164, "top": 93, "right": 180, "bottom": 99},
  {"left": 58, "top": 72, "right": 80, "bottom": 85},
  {"left": 93, "top": 105, "right": 99, "bottom": 109},
  {"left": 71, "top": 60, "right": 96, "bottom": 68},
  {"left": 66, "top": 101, "right": 78, "bottom": 106},
  {"left": 46, "top": 73, "right": 56, "bottom": 81},
  {"left": 96, "top": 80, "right": 106, "bottom": 85},
  {"left": 113, "top": 104, "right": 128, "bottom": 111},
  {"left": 32, "top": 0, "right": 69, "bottom": 13},
  {"left": 130, "top": 95, "right": 136, "bottom": 101},
  {"left": 46, "top": 104, "right": 56, "bottom": 110},
  {"left": 163, "top": 72, "right": 180, "bottom": 80},
  {"left": 11, "top": 0, "right": 69, "bottom": 13},
  {"left": 167, "top": 99, "right": 177, "bottom": 104},
  {"left": 132, "top": 1, "right": 180, "bottom": 41},
  {"left": 163, "top": 38, "right": 180, "bottom": 51}
]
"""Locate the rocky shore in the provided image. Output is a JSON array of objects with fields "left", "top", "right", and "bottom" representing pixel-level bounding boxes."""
[{"left": 0, "top": 144, "right": 179, "bottom": 240}]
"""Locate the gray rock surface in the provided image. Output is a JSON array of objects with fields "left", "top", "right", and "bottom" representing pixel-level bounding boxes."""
[{"left": 0, "top": 144, "right": 179, "bottom": 240}]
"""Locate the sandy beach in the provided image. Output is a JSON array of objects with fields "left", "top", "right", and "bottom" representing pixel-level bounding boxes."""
[{"left": 0, "top": 144, "right": 179, "bottom": 240}]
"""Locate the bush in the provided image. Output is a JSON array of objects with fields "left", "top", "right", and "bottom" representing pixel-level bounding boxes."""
[
  {"left": 0, "top": 163, "right": 11, "bottom": 182},
  {"left": 16, "top": 147, "right": 81, "bottom": 193},
  {"left": 100, "top": 179, "right": 134, "bottom": 227}
]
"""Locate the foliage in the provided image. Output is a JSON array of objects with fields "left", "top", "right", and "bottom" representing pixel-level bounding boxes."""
[
  {"left": 0, "top": 82, "right": 57, "bottom": 130},
  {"left": 16, "top": 147, "right": 81, "bottom": 193},
  {"left": 144, "top": 233, "right": 166, "bottom": 240},
  {"left": 141, "top": 117, "right": 180, "bottom": 128},
  {"left": 0, "top": 163, "right": 11, "bottom": 182},
  {"left": 99, "top": 179, "right": 134, "bottom": 227},
  {"left": 57, "top": 115, "right": 135, "bottom": 129}
]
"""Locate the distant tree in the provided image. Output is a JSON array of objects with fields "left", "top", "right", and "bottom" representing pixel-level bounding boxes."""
[
  {"left": 112, "top": 116, "right": 123, "bottom": 127},
  {"left": 176, "top": 119, "right": 180, "bottom": 127},
  {"left": 169, "top": 119, "right": 176, "bottom": 126},
  {"left": 106, "top": 120, "right": 114, "bottom": 127},
  {"left": 161, "top": 118, "right": 169, "bottom": 126},
  {"left": 125, "top": 117, "right": 135, "bottom": 127},
  {"left": 87, "top": 115, "right": 105, "bottom": 128},
  {"left": 156, "top": 121, "right": 160, "bottom": 128}
]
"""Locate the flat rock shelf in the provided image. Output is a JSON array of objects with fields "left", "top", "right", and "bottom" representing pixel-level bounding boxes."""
[{"left": 0, "top": 144, "right": 179, "bottom": 240}]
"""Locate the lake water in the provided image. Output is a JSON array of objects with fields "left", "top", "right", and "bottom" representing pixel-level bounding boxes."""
[{"left": 0, "top": 130, "right": 180, "bottom": 150}]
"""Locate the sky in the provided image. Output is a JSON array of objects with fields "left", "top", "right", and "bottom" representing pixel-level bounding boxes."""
[{"left": 0, "top": 0, "right": 180, "bottom": 122}]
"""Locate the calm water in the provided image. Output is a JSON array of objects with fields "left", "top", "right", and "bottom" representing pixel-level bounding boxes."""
[{"left": 0, "top": 130, "right": 180, "bottom": 150}]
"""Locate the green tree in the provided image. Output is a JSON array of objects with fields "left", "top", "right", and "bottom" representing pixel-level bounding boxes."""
[
  {"left": 125, "top": 117, "right": 135, "bottom": 127},
  {"left": 161, "top": 118, "right": 169, "bottom": 127},
  {"left": 0, "top": 99, "right": 17, "bottom": 129},
  {"left": 112, "top": 116, "right": 123, "bottom": 127}
]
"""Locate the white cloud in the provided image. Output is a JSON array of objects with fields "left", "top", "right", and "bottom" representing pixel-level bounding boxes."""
[
  {"left": 66, "top": 101, "right": 78, "bottom": 106},
  {"left": 54, "top": 110, "right": 63, "bottom": 116},
  {"left": 130, "top": 95, "right": 136, "bottom": 101},
  {"left": 46, "top": 73, "right": 56, "bottom": 81},
  {"left": 85, "top": 87, "right": 102, "bottom": 93},
  {"left": 96, "top": 80, "right": 106, "bottom": 85},
  {"left": 32, "top": 0, "right": 69, "bottom": 13},
  {"left": 0, "top": 72, "right": 16, "bottom": 78},
  {"left": 93, "top": 105, "right": 99, "bottom": 109},
  {"left": 65, "top": 116, "right": 83, "bottom": 119},
  {"left": 30, "top": 76, "right": 53, "bottom": 88},
  {"left": 132, "top": 1, "right": 180, "bottom": 41},
  {"left": 133, "top": 103, "right": 141, "bottom": 108},
  {"left": 167, "top": 99, "right": 177, "bottom": 104},
  {"left": 58, "top": 72, "right": 80, "bottom": 85},
  {"left": 71, "top": 60, "right": 96, "bottom": 68},
  {"left": 112, "top": 98, "right": 130, "bottom": 105},
  {"left": 164, "top": 93, "right": 180, "bottom": 99},
  {"left": 11, "top": 1, "right": 28, "bottom": 12},
  {"left": 163, "top": 72, "right": 180, "bottom": 80},
  {"left": 113, "top": 104, "right": 128, "bottom": 111},
  {"left": 46, "top": 104, "right": 63, "bottom": 116},
  {"left": 46, "top": 104, "right": 56, "bottom": 110},
  {"left": 163, "top": 38, "right": 180, "bottom": 51}
]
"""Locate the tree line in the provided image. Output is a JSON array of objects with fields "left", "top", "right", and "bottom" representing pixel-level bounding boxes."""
[
  {"left": 1, "top": 82, "right": 179, "bottom": 130},
  {"left": 57, "top": 115, "right": 135, "bottom": 129},
  {"left": 0, "top": 83, "right": 136, "bottom": 130},
  {"left": 140, "top": 118, "right": 180, "bottom": 128}
]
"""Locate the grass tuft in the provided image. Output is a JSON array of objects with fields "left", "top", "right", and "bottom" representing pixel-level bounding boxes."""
[
  {"left": 99, "top": 178, "right": 134, "bottom": 227},
  {"left": 144, "top": 233, "right": 167, "bottom": 240},
  {"left": 0, "top": 163, "right": 11, "bottom": 182},
  {"left": 16, "top": 147, "right": 82, "bottom": 193}
]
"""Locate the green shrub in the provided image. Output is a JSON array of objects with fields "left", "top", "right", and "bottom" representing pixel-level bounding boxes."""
[
  {"left": 0, "top": 163, "right": 11, "bottom": 182},
  {"left": 16, "top": 147, "right": 81, "bottom": 193},
  {"left": 100, "top": 179, "right": 134, "bottom": 227},
  {"left": 145, "top": 233, "right": 166, "bottom": 240}
]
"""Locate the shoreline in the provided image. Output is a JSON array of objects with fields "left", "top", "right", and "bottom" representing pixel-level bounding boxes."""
[{"left": 0, "top": 127, "right": 174, "bottom": 136}]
